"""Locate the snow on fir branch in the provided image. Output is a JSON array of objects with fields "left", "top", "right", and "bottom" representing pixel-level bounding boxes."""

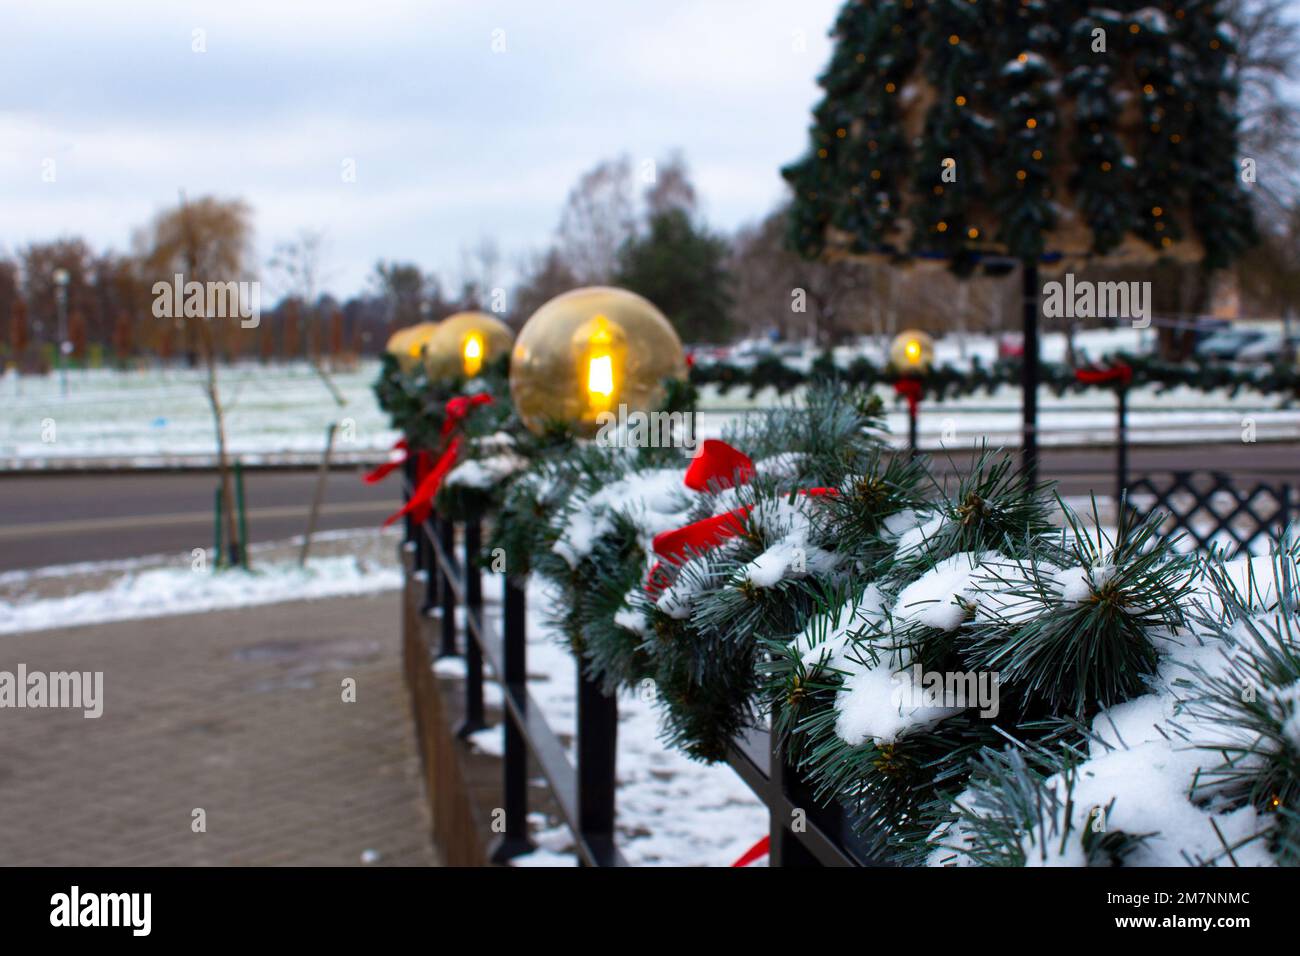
[{"left": 376, "top": 357, "right": 1300, "bottom": 866}]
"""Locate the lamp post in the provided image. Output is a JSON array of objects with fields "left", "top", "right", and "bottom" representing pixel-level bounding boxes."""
[
  {"left": 421, "top": 311, "right": 513, "bottom": 382},
  {"left": 52, "top": 268, "right": 70, "bottom": 397},
  {"left": 1021, "top": 261, "right": 1040, "bottom": 488},
  {"left": 890, "top": 330, "right": 934, "bottom": 457},
  {"left": 508, "top": 287, "right": 686, "bottom": 438}
]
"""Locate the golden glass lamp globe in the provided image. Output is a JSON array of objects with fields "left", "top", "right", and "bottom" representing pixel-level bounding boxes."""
[
  {"left": 889, "top": 329, "right": 935, "bottom": 375},
  {"left": 386, "top": 322, "right": 442, "bottom": 374},
  {"left": 422, "top": 311, "right": 514, "bottom": 381},
  {"left": 510, "top": 287, "right": 687, "bottom": 436}
]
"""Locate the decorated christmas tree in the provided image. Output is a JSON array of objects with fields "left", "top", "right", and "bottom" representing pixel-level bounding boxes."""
[
  {"left": 780, "top": 0, "right": 1258, "bottom": 478},
  {"left": 782, "top": 0, "right": 1256, "bottom": 266}
]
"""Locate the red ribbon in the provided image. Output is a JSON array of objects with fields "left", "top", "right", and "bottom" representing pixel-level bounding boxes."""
[
  {"left": 684, "top": 439, "right": 755, "bottom": 492},
  {"left": 362, "top": 438, "right": 409, "bottom": 484},
  {"left": 1074, "top": 362, "right": 1133, "bottom": 387},
  {"left": 641, "top": 439, "right": 841, "bottom": 595},
  {"left": 441, "top": 393, "right": 494, "bottom": 435},
  {"left": 645, "top": 506, "right": 753, "bottom": 595},
  {"left": 894, "top": 376, "right": 923, "bottom": 416},
  {"left": 382, "top": 394, "right": 494, "bottom": 527},
  {"left": 798, "top": 486, "right": 839, "bottom": 498},
  {"left": 730, "top": 835, "right": 770, "bottom": 867}
]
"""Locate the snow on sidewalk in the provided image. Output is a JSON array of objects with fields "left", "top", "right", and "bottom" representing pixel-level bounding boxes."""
[
  {"left": 0, "top": 530, "right": 769, "bottom": 866},
  {"left": 0, "top": 529, "right": 402, "bottom": 635}
]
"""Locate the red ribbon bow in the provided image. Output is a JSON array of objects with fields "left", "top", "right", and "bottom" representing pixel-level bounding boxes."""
[
  {"left": 730, "top": 835, "right": 770, "bottom": 868},
  {"left": 645, "top": 505, "right": 753, "bottom": 595},
  {"left": 641, "top": 440, "right": 839, "bottom": 596},
  {"left": 362, "top": 438, "right": 409, "bottom": 484},
  {"left": 383, "top": 394, "right": 494, "bottom": 528},
  {"left": 1073, "top": 362, "right": 1133, "bottom": 387},
  {"left": 893, "top": 376, "right": 923, "bottom": 416},
  {"left": 684, "top": 439, "right": 755, "bottom": 492}
]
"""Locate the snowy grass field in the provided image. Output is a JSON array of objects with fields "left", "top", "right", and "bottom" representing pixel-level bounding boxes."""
[
  {"left": 0, "top": 360, "right": 399, "bottom": 467},
  {"left": 1, "top": 329, "right": 1297, "bottom": 469}
]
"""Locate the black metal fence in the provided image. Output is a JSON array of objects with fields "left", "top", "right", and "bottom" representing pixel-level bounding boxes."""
[
  {"left": 399, "top": 457, "right": 1297, "bottom": 868},
  {"left": 399, "top": 457, "right": 875, "bottom": 867},
  {"left": 1126, "top": 469, "right": 1298, "bottom": 554},
  {"left": 403, "top": 458, "right": 623, "bottom": 866}
]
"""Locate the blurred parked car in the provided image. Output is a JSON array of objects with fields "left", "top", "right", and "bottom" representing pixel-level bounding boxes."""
[
  {"left": 1194, "top": 327, "right": 1266, "bottom": 360},
  {"left": 1236, "top": 333, "right": 1297, "bottom": 364}
]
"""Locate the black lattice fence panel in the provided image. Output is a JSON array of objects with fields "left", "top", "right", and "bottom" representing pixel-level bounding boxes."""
[{"left": 1125, "top": 470, "right": 1297, "bottom": 554}]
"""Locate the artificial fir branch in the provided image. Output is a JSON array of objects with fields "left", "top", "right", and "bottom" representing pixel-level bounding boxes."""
[
  {"left": 926, "top": 745, "right": 1152, "bottom": 867},
  {"left": 963, "top": 505, "right": 1194, "bottom": 715},
  {"left": 1183, "top": 537, "right": 1300, "bottom": 863}
]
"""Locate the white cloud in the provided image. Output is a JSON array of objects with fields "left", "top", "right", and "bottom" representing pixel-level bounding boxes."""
[{"left": 0, "top": 0, "right": 842, "bottom": 295}]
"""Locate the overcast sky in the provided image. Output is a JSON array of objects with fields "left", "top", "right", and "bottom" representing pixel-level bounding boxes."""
[{"left": 1, "top": 0, "right": 845, "bottom": 297}]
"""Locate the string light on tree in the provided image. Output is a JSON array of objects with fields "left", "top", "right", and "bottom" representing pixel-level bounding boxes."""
[{"left": 509, "top": 287, "right": 686, "bottom": 436}]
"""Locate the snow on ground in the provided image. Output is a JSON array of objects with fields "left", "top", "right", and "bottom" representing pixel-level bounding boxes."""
[
  {"left": 3, "top": 328, "right": 1297, "bottom": 467},
  {"left": 0, "top": 360, "right": 399, "bottom": 467},
  {"left": 445, "top": 574, "right": 770, "bottom": 867},
  {"left": 0, "top": 528, "right": 402, "bottom": 635},
  {"left": 695, "top": 392, "right": 1300, "bottom": 449}
]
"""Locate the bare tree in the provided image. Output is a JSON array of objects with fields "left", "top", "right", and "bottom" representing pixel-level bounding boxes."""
[
  {"left": 370, "top": 260, "right": 432, "bottom": 333},
  {"left": 19, "top": 239, "right": 94, "bottom": 350},
  {"left": 556, "top": 156, "right": 637, "bottom": 284},
  {"left": 457, "top": 236, "right": 503, "bottom": 312},
  {"left": 729, "top": 205, "right": 873, "bottom": 345},
  {"left": 138, "top": 194, "right": 254, "bottom": 568},
  {"left": 511, "top": 247, "right": 579, "bottom": 324},
  {"left": 268, "top": 229, "right": 330, "bottom": 358},
  {"left": 644, "top": 151, "right": 697, "bottom": 218},
  {"left": 1225, "top": 0, "right": 1300, "bottom": 223}
]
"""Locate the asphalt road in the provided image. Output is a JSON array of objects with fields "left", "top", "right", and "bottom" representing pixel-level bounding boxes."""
[
  {"left": 930, "top": 442, "right": 1300, "bottom": 486},
  {"left": 0, "top": 467, "right": 398, "bottom": 572},
  {"left": 0, "top": 442, "right": 1295, "bottom": 573}
]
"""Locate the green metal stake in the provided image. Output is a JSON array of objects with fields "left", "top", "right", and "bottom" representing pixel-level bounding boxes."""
[
  {"left": 235, "top": 459, "right": 249, "bottom": 569},
  {"left": 213, "top": 485, "right": 223, "bottom": 568}
]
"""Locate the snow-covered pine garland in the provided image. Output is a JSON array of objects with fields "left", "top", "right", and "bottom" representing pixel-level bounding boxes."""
[
  {"left": 691, "top": 349, "right": 1300, "bottom": 404},
  {"left": 927, "top": 547, "right": 1300, "bottom": 866},
  {"left": 484, "top": 387, "right": 889, "bottom": 756},
  {"left": 378, "top": 360, "right": 1300, "bottom": 866}
]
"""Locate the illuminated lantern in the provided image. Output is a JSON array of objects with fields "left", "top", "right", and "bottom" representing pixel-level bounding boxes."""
[
  {"left": 510, "top": 287, "right": 686, "bottom": 436},
  {"left": 422, "top": 311, "right": 514, "bottom": 381},
  {"left": 385, "top": 322, "right": 441, "bottom": 374},
  {"left": 889, "top": 329, "right": 935, "bottom": 375}
]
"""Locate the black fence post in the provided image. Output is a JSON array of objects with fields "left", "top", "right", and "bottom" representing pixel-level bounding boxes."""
[
  {"left": 907, "top": 401, "right": 919, "bottom": 458},
  {"left": 768, "top": 721, "right": 820, "bottom": 867},
  {"left": 457, "top": 518, "right": 487, "bottom": 738},
  {"left": 489, "top": 573, "right": 536, "bottom": 863},
  {"left": 421, "top": 515, "right": 441, "bottom": 613},
  {"left": 402, "top": 452, "right": 417, "bottom": 550},
  {"left": 1116, "top": 385, "right": 1129, "bottom": 521},
  {"left": 576, "top": 664, "right": 617, "bottom": 865},
  {"left": 419, "top": 518, "right": 437, "bottom": 614},
  {"left": 437, "top": 518, "right": 457, "bottom": 658},
  {"left": 1021, "top": 259, "right": 1040, "bottom": 488},
  {"left": 1279, "top": 482, "right": 1293, "bottom": 540}
]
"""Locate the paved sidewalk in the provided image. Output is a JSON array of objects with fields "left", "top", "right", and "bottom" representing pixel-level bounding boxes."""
[{"left": 0, "top": 593, "right": 437, "bottom": 866}]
